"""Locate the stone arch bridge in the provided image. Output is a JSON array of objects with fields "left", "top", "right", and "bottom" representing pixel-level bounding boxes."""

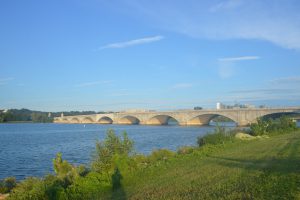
[{"left": 54, "top": 107, "right": 300, "bottom": 126}]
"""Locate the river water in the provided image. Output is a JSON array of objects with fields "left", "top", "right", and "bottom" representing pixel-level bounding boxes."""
[{"left": 0, "top": 122, "right": 298, "bottom": 180}]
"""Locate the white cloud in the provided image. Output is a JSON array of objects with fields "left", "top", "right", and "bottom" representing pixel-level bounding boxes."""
[
  {"left": 172, "top": 83, "right": 193, "bottom": 89},
  {"left": 227, "top": 89, "right": 300, "bottom": 102},
  {"left": 217, "top": 56, "right": 259, "bottom": 78},
  {"left": 218, "top": 56, "right": 260, "bottom": 62},
  {"left": 270, "top": 76, "right": 300, "bottom": 85},
  {"left": 99, "top": 35, "right": 164, "bottom": 49},
  {"left": 230, "top": 88, "right": 295, "bottom": 94},
  {"left": 122, "top": 1, "right": 300, "bottom": 50},
  {"left": 75, "top": 80, "right": 113, "bottom": 87}
]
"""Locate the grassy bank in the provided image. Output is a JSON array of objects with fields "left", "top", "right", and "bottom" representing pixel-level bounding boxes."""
[
  {"left": 3, "top": 119, "right": 300, "bottom": 199},
  {"left": 115, "top": 132, "right": 300, "bottom": 199}
]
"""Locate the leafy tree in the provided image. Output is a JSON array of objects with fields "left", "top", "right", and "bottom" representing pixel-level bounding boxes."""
[
  {"left": 91, "top": 129, "right": 134, "bottom": 178},
  {"left": 0, "top": 113, "right": 4, "bottom": 123},
  {"left": 250, "top": 116, "right": 298, "bottom": 136},
  {"left": 31, "top": 112, "right": 52, "bottom": 123},
  {"left": 250, "top": 118, "right": 269, "bottom": 136},
  {"left": 53, "top": 153, "right": 88, "bottom": 186}
]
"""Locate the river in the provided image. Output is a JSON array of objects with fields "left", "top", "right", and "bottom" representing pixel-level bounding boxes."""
[{"left": 0, "top": 122, "right": 298, "bottom": 180}]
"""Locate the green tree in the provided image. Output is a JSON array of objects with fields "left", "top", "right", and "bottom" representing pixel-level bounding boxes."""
[
  {"left": 0, "top": 113, "right": 4, "bottom": 123},
  {"left": 250, "top": 118, "right": 269, "bottom": 136},
  {"left": 52, "top": 153, "right": 87, "bottom": 186},
  {"left": 31, "top": 112, "right": 52, "bottom": 123},
  {"left": 91, "top": 129, "right": 134, "bottom": 178}
]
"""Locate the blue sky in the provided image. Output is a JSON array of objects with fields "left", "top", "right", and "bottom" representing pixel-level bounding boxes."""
[{"left": 1, "top": 0, "right": 300, "bottom": 111}]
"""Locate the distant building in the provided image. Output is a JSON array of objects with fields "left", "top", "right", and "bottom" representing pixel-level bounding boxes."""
[
  {"left": 194, "top": 106, "right": 203, "bottom": 110},
  {"left": 217, "top": 102, "right": 255, "bottom": 109},
  {"left": 216, "top": 102, "right": 225, "bottom": 110},
  {"left": 125, "top": 109, "right": 152, "bottom": 113},
  {"left": 244, "top": 104, "right": 256, "bottom": 109}
]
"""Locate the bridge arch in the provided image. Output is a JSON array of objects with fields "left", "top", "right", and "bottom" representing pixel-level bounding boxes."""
[
  {"left": 147, "top": 115, "right": 179, "bottom": 125},
  {"left": 62, "top": 118, "right": 69, "bottom": 123},
  {"left": 81, "top": 117, "right": 94, "bottom": 124},
  {"left": 118, "top": 115, "right": 140, "bottom": 125},
  {"left": 70, "top": 118, "right": 80, "bottom": 123},
  {"left": 98, "top": 116, "right": 113, "bottom": 124},
  {"left": 187, "top": 114, "right": 237, "bottom": 126},
  {"left": 256, "top": 110, "right": 300, "bottom": 122}
]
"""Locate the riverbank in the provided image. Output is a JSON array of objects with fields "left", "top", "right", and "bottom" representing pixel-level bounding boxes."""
[
  {"left": 113, "top": 131, "right": 300, "bottom": 199},
  {"left": 3, "top": 122, "right": 300, "bottom": 199}
]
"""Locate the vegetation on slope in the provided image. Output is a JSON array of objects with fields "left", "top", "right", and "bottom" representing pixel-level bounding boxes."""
[
  {"left": 0, "top": 109, "right": 108, "bottom": 123},
  {"left": 122, "top": 132, "right": 300, "bottom": 199},
  {"left": 250, "top": 115, "right": 298, "bottom": 136},
  {"left": 1, "top": 117, "right": 299, "bottom": 199}
]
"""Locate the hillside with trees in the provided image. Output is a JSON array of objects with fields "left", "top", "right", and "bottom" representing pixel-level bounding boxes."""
[{"left": 0, "top": 109, "right": 107, "bottom": 123}]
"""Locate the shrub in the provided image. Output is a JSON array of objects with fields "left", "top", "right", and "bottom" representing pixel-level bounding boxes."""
[
  {"left": 177, "top": 146, "right": 195, "bottom": 155},
  {"left": 8, "top": 175, "right": 69, "bottom": 200},
  {"left": 8, "top": 177, "right": 46, "bottom": 200},
  {"left": 65, "top": 172, "right": 111, "bottom": 200},
  {"left": 197, "top": 126, "right": 235, "bottom": 147},
  {"left": 91, "top": 129, "right": 134, "bottom": 180},
  {"left": 250, "top": 118, "right": 269, "bottom": 136},
  {"left": 250, "top": 116, "right": 298, "bottom": 136},
  {"left": 7, "top": 129, "right": 135, "bottom": 200},
  {"left": 132, "top": 154, "right": 149, "bottom": 168},
  {"left": 148, "top": 149, "right": 175, "bottom": 163},
  {"left": 53, "top": 153, "right": 89, "bottom": 187},
  {"left": 0, "top": 177, "right": 16, "bottom": 194},
  {"left": 271, "top": 116, "right": 298, "bottom": 132},
  {"left": 43, "top": 175, "right": 67, "bottom": 200},
  {"left": 9, "top": 154, "right": 89, "bottom": 200}
]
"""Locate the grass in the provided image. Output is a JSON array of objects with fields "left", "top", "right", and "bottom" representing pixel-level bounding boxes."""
[{"left": 111, "top": 131, "right": 300, "bottom": 200}]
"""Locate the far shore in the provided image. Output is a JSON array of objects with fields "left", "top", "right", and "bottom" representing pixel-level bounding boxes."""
[{"left": 0, "top": 121, "right": 53, "bottom": 124}]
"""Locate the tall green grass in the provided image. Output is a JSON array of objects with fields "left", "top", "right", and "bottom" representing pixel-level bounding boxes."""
[{"left": 197, "top": 125, "right": 236, "bottom": 146}]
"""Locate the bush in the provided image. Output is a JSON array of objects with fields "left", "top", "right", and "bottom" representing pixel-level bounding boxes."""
[
  {"left": 177, "top": 146, "right": 195, "bottom": 155},
  {"left": 9, "top": 154, "right": 89, "bottom": 200},
  {"left": 65, "top": 172, "right": 111, "bottom": 200},
  {"left": 91, "top": 129, "right": 134, "bottom": 176},
  {"left": 7, "top": 129, "right": 135, "bottom": 200},
  {"left": 250, "top": 116, "right": 298, "bottom": 136},
  {"left": 0, "top": 177, "right": 16, "bottom": 194},
  {"left": 132, "top": 154, "right": 149, "bottom": 169},
  {"left": 148, "top": 149, "right": 175, "bottom": 163},
  {"left": 8, "top": 177, "right": 46, "bottom": 200},
  {"left": 197, "top": 126, "right": 235, "bottom": 147},
  {"left": 53, "top": 153, "right": 89, "bottom": 188},
  {"left": 250, "top": 118, "right": 269, "bottom": 136}
]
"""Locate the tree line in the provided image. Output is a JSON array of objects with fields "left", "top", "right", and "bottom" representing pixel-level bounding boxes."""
[{"left": 0, "top": 109, "right": 107, "bottom": 123}]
